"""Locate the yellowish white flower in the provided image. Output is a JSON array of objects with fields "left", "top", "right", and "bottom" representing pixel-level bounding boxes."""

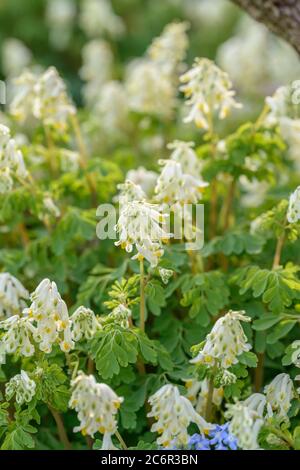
[
  {"left": 0, "top": 124, "right": 28, "bottom": 193},
  {"left": 69, "top": 372, "right": 123, "bottom": 449},
  {"left": 27, "top": 279, "right": 74, "bottom": 353},
  {"left": 180, "top": 58, "right": 241, "bottom": 130},
  {"left": 70, "top": 306, "right": 100, "bottom": 341},
  {"left": 239, "top": 176, "right": 269, "bottom": 208},
  {"left": 10, "top": 67, "right": 76, "bottom": 131},
  {"left": 287, "top": 186, "right": 300, "bottom": 224},
  {"left": 243, "top": 393, "right": 273, "bottom": 418},
  {"left": 46, "top": 0, "right": 76, "bottom": 50},
  {"left": 147, "top": 384, "right": 211, "bottom": 448},
  {"left": 126, "top": 167, "right": 158, "bottom": 196},
  {"left": 264, "top": 373, "right": 294, "bottom": 420},
  {"left": 185, "top": 378, "right": 223, "bottom": 416},
  {"left": 167, "top": 140, "right": 203, "bottom": 176},
  {"left": 42, "top": 196, "right": 61, "bottom": 219},
  {"left": 105, "top": 304, "right": 132, "bottom": 329},
  {"left": 225, "top": 402, "right": 263, "bottom": 450},
  {"left": 190, "top": 310, "right": 251, "bottom": 369},
  {"left": 115, "top": 201, "right": 172, "bottom": 267},
  {"left": 79, "top": 0, "right": 125, "bottom": 38},
  {"left": 116, "top": 180, "right": 146, "bottom": 207},
  {"left": 126, "top": 59, "right": 176, "bottom": 118},
  {"left": 0, "top": 314, "right": 36, "bottom": 358},
  {"left": 2, "top": 38, "right": 32, "bottom": 78},
  {"left": 5, "top": 370, "right": 36, "bottom": 405},
  {"left": 147, "top": 21, "right": 189, "bottom": 77},
  {"left": 159, "top": 268, "right": 173, "bottom": 285},
  {"left": 0, "top": 272, "right": 29, "bottom": 319},
  {"left": 290, "top": 340, "right": 300, "bottom": 368},
  {"left": 95, "top": 81, "right": 129, "bottom": 134}
]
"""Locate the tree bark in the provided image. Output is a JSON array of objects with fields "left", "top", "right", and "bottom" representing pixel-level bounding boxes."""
[{"left": 231, "top": 0, "right": 300, "bottom": 54}]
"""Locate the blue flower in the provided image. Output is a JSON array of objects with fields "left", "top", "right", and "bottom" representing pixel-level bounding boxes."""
[
  {"left": 208, "top": 423, "right": 238, "bottom": 450},
  {"left": 188, "top": 433, "right": 211, "bottom": 450}
]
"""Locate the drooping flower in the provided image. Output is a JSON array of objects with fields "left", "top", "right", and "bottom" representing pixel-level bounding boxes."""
[
  {"left": 225, "top": 402, "right": 263, "bottom": 450},
  {"left": 0, "top": 124, "right": 28, "bottom": 193},
  {"left": 5, "top": 370, "right": 36, "bottom": 405},
  {"left": 0, "top": 315, "right": 36, "bottom": 358},
  {"left": 0, "top": 272, "right": 29, "bottom": 319},
  {"left": 27, "top": 279, "right": 74, "bottom": 353},
  {"left": 264, "top": 373, "right": 294, "bottom": 420},
  {"left": 126, "top": 167, "right": 158, "bottom": 197},
  {"left": 287, "top": 186, "right": 300, "bottom": 224},
  {"left": 116, "top": 180, "right": 146, "bottom": 207},
  {"left": 147, "top": 384, "right": 211, "bottom": 448},
  {"left": 185, "top": 378, "right": 223, "bottom": 416},
  {"left": 243, "top": 393, "right": 273, "bottom": 418},
  {"left": 147, "top": 21, "right": 189, "bottom": 77},
  {"left": 167, "top": 140, "right": 203, "bottom": 176},
  {"left": 70, "top": 306, "right": 100, "bottom": 342},
  {"left": 10, "top": 67, "right": 76, "bottom": 131},
  {"left": 190, "top": 310, "right": 251, "bottom": 370},
  {"left": 180, "top": 58, "right": 241, "bottom": 131},
  {"left": 115, "top": 201, "right": 172, "bottom": 267},
  {"left": 95, "top": 81, "right": 129, "bottom": 134},
  {"left": 104, "top": 304, "right": 132, "bottom": 329},
  {"left": 208, "top": 423, "right": 238, "bottom": 450},
  {"left": 159, "top": 268, "right": 174, "bottom": 285},
  {"left": 69, "top": 372, "right": 123, "bottom": 449},
  {"left": 79, "top": 0, "right": 125, "bottom": 38},
  {"left": 290, "top": 340, "right": 300, "bottom": 367},
  {"left": 46, "top": 0, "right": 76, "bottom": 50}
]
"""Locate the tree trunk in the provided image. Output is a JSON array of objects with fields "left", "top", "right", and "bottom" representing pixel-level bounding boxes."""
[{"left": 231, "top": 0, "right": 300, "bottom": 54}]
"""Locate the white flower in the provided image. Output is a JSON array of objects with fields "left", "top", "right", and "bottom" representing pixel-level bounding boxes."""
[
  {"left": 126, "top": 167, "right": 158, "bottom": 196},
  {"left": 46, "top": 0, "right": 76, "bottom": 50},
  {"left": 291, "top": 340, "right": 300, "bottom": 367},
  {"left": 159, "top": 268, "right": 173, "bottom": 285},
  {"left": 126, "top": 60, "right": 176, "bottom": 118},
  {"left": 155, "top": 159, "right": 208, "bottom": 206},
  {"left": 2, "top": 38, "right": 32, "bottom": 77},
  {"left": 148, "top": 384, "right": 211, "bottom": 448},
  {"left": 225, "top": 402, "right": 263, "bottom": 450},
  {"left": 106, "top": 304, "right": 132, "bottom": 329},
  {"left": 70, "top": 306, "right": 99, "bottom": 341},
  {"left": 243, "top": 393, "right": 273, "bottom": 418},
  {"left": 287, "top": 186, "right": 300, "bottom": 224},
  {"left": 28, "top": 279, "right": 74, "bottom": 353},
  {"left": 42, "top": 196, "right": 61, "bottom": 219},
  {"left": 180, "top": 58, "right": 241, "bottom": 130},
  {"left": 190, "top": 310, "right": 251, "bottom": 369},
  {"left": 95, "top": 81, "right": 129, "bottom": 133},
  {"left": 0, "top": 273, "right": 29, "bottom": 319},
  {"left": 115, "top": 201, "right": 172, "bottom": 267},
  {"left": 147, "top": 21, "right": 189, "bottom": 77},
  {"left": 5, "top": 370, "right": 36, "bottom": 405},
  {"left": 185, "top": 378, "right": 223, "bottom": 416},
  {"left": 239, "top": 176, "right": 269, "bottom": 208},
  {"left": 264, "top": 373, "right": 294, "bottom": 419},
  {"left": 167, "top": 140, "right": 203, "bottom": 176},
  {"left": 79, "top": 0, "right": 125, "bottom": 38},
  {"left": 10, "top": 67, "right": 76, "bottom": 131},
  {"left": 0, "top": 124, "right": 28, "bottom": 193},
  {"left": 116, "top": 180, "right": 146, "bottom": 207},
  {"left": 0, "top": 315, "right": 36, "bottom": 358},
  {"left": 69, "top": 372, "right": 123, "bottom": 448}
]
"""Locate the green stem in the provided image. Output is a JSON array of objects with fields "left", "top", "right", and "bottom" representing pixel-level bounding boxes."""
[
  {"left": 205, "top": 372, "right": 215, "bottom": 421},
  {"left": 115, "top": 430, "right": 128, "bottom": 450},
  {"left": 48, "top": 405, "right": 72, "bottom": 450},
  {"left": 139, "top": 258, "right": 145, "bottom": 332}
]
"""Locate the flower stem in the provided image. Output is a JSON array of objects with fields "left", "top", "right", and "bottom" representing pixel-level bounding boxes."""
[
  {"left": 48, "top": 405, "right": 71, "bottom": 450},
  {"left": 205, "top": 373, "right": 215, "bottom": 421},
  {"left": 272, "top": 233, "right": 285, "bottom": 269},
  {"left": 115, "top": 430, "right": 128, "bottom": 450},
  {"left": 139, "top": 258, "right": 146, "bottom": 332}
]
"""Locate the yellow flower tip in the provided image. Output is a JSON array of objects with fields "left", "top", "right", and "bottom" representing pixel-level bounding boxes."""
[
  {"left": 121, "top": 241, "right": 127, "bottom": 249},
  {"left": 98, "top": 426, "right": 106, "bottom": 434},
  {"left": 81, "top": 428, "right": 87, "bottom": 436},
  {"left": 137, "top": 253, "right": 144, "bottom": 261},
  {"left": 163, "top": 441, "right": 170, "bottom": 448}
]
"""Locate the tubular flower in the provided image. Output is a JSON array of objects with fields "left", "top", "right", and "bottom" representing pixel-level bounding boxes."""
[
  {"left": 10, "top": 67, "right": 75, "bottom": 131},
  {"left": 147, "top": 384, "right": 211, "bottom": 448},
  {"left": 225, "top": 402, "right": 263, "bottom": 450},
  {"left": 95, "top": 81, "right": 129, "bottom": 134},
  {"left": 190, "top": 310, "right": 251, "bottom": 370},
  {"left": 185, "top": 379, "right": 223, "bottom": 416},
  {"left": 0, "top": 315, "right": 36, "bottom": 359},
  {"left": 105, "top": 304, "right": 132, "bottom": 329},
  {"left": 79, "top": 0, "right": 125, "bottom": 38},
  {"left": 168, "top": 140, "right": 203, "bottom": 176},
  {"left": 126, "top": 167, "right": 158, "bottom": 197},
  {"left": 147, "top": 21, "right": 189, "bottom": 77},
  {"left": 264, "top": 373, "right": 294, "bottom": 420},
  {"left": 0, "top": 272, "right": 29, "bottom": 319},
  {"left": 70, "top": 306, "right": 100, "bottom": 342},
  {"left": 0, "top": 124, "right": 28, "bottom": 193},
  {"left": 243, "top": 393, "right": 273, "bottom": 418},
  {"left": 115, "top": 201, "right": 172, "bottom": 267},
  {"left": 5, "top": 370, "right": 36, "bottom": 405},
  {"left": 116, "top": 180, "right": 147, "bottom": 207},
  {"left": 155, "top": 159, "right": 208, "bottom": 206},
  {"left": 180, "top": 58, "right": 241, "bottom": 131},
  {"left": 27, "top": 279, "right": 74, "bottom": 353},
  {"left": 159, "top": 268, "right": 173, "bottom": 285},
  {"left": 287, "top": 186, "right": 300, "bottom": 224},
  {"left": 69, "top": 373, "right": 123, "bottom": 449}
]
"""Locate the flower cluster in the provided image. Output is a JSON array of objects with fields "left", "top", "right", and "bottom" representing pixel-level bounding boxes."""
[
  {"left": 180, "top": 58, "right": 241, "bottom": 131},
  {"left": 46, "top": 0, "right": 76, "bottom": 50},
  {"left": 104, "top": 304, "right": 132, "bottom": 329},
  {"left": 115, "top": 201, "right": 172, "bottom": 267},
  {"left": 185, "top": 378, "right": 223, "bottom": 416},
  {"left": 79, "top": 0, "right": 125, "bottom": 39},
  {"left": 0, "top": 272, "right": 29, "bottom": 319},
  {"left": 26, "top": 279, "right": 74, "bottom": 353},
  {"left": 69, "top": 372, "right": 123, "bottom": 449},
  {"left": 10, "top": 67, "right": 76, "bottom": 131},
  {"left": 70, "top": 306, "right": 99, "bottom": 342},
  {"left": 5, "top": 370, "right": 36, "bottom": 405},
  {"left": 287, "top": 186, "right": 300, "bottom": 224},
  {"left": 190, "top": 310, "right": 251, "bottom": 372},
  {"left": 188, "top": 423, "right": 238, "bottom": 451},
  {"left": 264, "top": 373, "right": 294, "bottom": 420},
  {"left": 147, "top": 384, "right": 211, "bottom": 448},
  {"left": 0, "top": 315, "right": 36, "bottom": 360},
  {"left": 225, "top": 402, "right": 263, "bottom": 450},
  {"left": 0, "top": 124, "right": 28, "bottom": 193},
  {"left": 95, "top": 81, "right": 129, "bottom": 134},
  {"left": 126, "top": 167, "right": 158, "bottom": 197}
]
